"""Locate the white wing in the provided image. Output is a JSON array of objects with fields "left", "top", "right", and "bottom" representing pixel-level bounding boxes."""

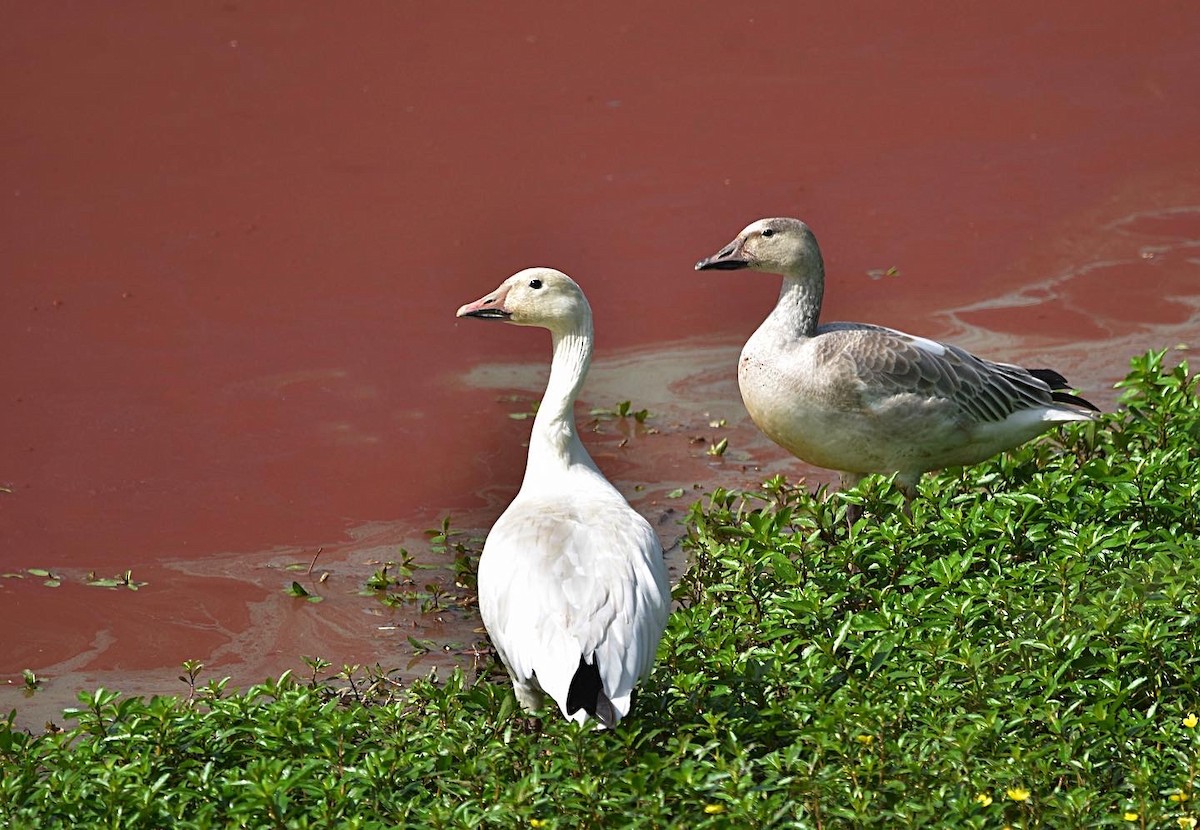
[{"left": 478, "top": 490, "right": 671, "bottom": 726}]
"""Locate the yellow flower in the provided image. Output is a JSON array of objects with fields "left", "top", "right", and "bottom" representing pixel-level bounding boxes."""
[
  {"left": 1171, "top": 792, "right": 1191, "bottom": 803},
  {"left": 530, "top": 821, "right": 547, "bottom": 828},
  {"left": 1123, "top": 812, "right": 1138, "bottom": 821},
  {"left": 974, "top": 793, "right": 993, "bottom": 807},
  {"left": 1184, "top": 713, "right": 1198, "bottom": 728},
  {"left": 703, "top": 804, "right": 726, "bottom": 815},
  {"left": 856, "top": 734, "right": 874, "bottom": 746},
  {"left": 1178, "top": 817, "right": 1196, "bottom": 830},
  {"left": 1006, "top": 786, "right": 1031, "bottom": 802}
]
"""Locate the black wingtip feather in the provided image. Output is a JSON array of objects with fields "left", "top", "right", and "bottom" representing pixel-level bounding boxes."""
[
  {"left": 1027, "top": 367, "right": 1101, "bottom": 412},
  {"left": 1052, "top": 390, "right": 1101, "bottom": 412},
  {"left": 1026, "top": 367, "right": 1070, "bottom": 389},
  {"left": 566, "top": 654, "right": 617, "bottom": 728}
]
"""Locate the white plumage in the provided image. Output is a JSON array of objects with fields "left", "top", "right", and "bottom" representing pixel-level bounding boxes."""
[
  {"left": 695, "top": 217, "right": 1099, "bottom": 508},
  {"left": 456, "top": 267, "right": 671, "bottom": 728}
]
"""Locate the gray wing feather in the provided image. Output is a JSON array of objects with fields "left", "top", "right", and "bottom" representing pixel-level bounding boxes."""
[{"left": 821, "top": 323, "right": 1056, "bottom": 424}]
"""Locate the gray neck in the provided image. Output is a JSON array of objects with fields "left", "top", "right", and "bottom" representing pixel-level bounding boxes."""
[
  {"left": 524, "top": 319, "right": 596, "bottom": 478},
  {"left": 768, "top": 264, "right": 825, "bottom": 338}
]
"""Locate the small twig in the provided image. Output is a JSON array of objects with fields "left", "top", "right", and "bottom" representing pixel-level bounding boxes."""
[{"left": 306, "top": 547, "right": 323, "bottom": 576}]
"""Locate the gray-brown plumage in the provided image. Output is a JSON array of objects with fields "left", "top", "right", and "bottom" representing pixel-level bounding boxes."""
[{"left": 696, "top": 217, "right": 1098, "bottom": 510}]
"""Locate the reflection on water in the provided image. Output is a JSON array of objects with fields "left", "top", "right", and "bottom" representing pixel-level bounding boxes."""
[{"left": 939, "top": 205, "right": 1200, "bottom": 398}]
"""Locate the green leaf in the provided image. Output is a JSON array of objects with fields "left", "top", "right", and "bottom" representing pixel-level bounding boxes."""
[{"left": 770, "top": 552, "right": 799, "bottom": 582}]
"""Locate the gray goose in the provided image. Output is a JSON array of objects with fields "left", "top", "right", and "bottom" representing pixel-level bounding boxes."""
[{"left": 695, "top": 217, "right": 1098, "bottom": 512}]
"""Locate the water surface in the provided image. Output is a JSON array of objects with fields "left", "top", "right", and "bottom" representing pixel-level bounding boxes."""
[{"left": 2, "top": 2, "right": 1198, "bottom": 727}]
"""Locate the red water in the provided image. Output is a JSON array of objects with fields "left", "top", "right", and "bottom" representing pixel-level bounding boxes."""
[{"left": 3, "top": 3, "right": 1198, "bottom": 727}]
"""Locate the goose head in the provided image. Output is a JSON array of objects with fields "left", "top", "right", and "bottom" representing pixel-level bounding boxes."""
[
  {"left": 695, "top": 217, "right": 822, "bottom": 278},
  {"left": 456, "top": 267, "right": 591, "bottom": 332}
]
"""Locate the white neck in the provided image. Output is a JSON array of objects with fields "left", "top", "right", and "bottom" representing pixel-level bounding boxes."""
[{"left": 522, "top": 317, "right": 598, "bottom": 485}]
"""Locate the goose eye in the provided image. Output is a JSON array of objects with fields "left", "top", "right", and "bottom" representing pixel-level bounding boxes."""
[
  {"left": 529, "top": 278, "right": 543, "bottom": 289},
  {"left": 760, "top": 228, "right": 775, "bottom": 238}
]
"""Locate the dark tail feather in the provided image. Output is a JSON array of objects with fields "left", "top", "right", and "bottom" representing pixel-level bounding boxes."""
[
  {"left": 566, "top": 654, "right": 617, "bottom": 728},
  {"left": 1027, "top": 367, "right": 1101, "bottom": 412}
]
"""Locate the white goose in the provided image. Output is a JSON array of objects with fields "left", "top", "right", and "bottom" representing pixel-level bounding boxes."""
[
  {"left": 456, "top": 267, "right": 671, "bottom": 728},
  {"left": 695, "top": 217, "right": 1099, "bottom": 509}
]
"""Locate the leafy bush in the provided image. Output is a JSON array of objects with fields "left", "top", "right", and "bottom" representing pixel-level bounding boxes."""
[{"left": 1, "top": 350, "right": 1197, "bottom": 829}]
